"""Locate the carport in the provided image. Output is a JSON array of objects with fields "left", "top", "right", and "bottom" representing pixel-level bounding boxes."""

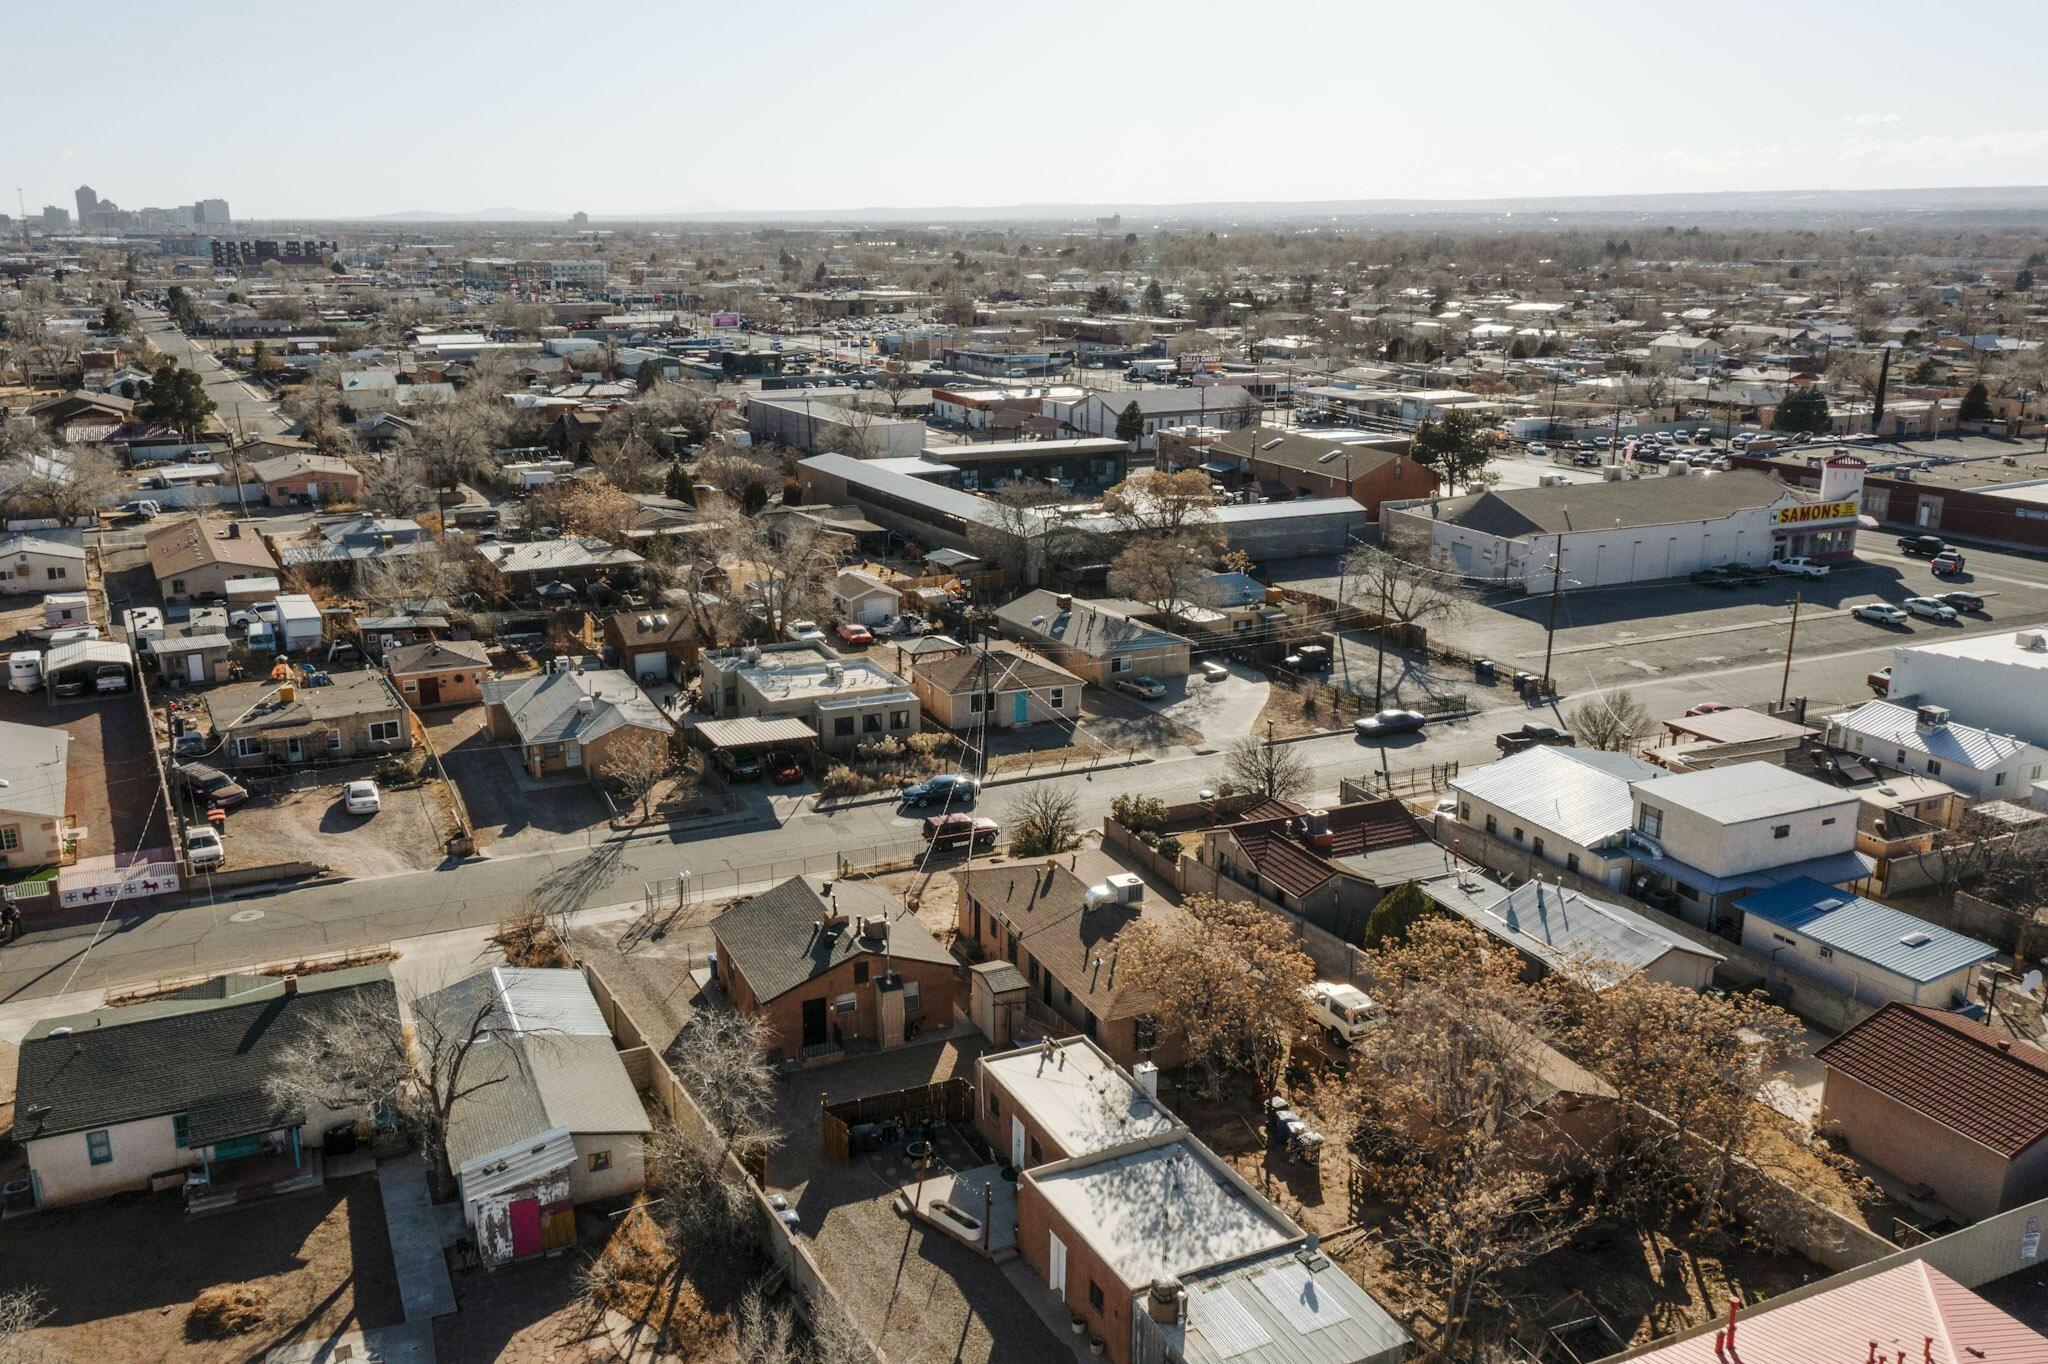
[
  {"left": 43, "top": 639, "right": 135, "bottom": 701},
  {"left": 689, "top": 715, "right": 818, "bottom": 766}
]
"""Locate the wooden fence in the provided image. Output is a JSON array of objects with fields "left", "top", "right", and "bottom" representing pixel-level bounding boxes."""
[{"left": 818, "top": 1077, "right": 974, "bottom": 1166}]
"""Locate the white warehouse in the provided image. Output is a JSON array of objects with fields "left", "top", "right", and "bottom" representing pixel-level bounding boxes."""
[{"left": 1887, "top": 627, "right": 2048, "bottom": 748}]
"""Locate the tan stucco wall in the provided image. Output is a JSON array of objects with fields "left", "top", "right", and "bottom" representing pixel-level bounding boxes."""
[{"left": 27, "top": 1114, "right": 191, "bottom": 1206}]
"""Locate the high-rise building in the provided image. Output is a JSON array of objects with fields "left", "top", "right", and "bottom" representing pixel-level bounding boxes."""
[
  {"left": 193, "top": 198, "right": 230, "bottom": 226},
  {"left": 571, "top": 210, "right": 589, "bottom": 228},
  {"left": 41, "top": 206, "right": 71, "bottom": 230},
  {"left": 75, "top": 185, "right": 99, "bottom": 224}
]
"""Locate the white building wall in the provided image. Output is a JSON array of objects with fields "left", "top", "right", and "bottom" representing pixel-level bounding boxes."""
[
  {"left": 1413, "top": 500, "right": 1782, "bottom": 593},
  {"left": 1737, "top": 919, "right": 1978, "bottom": 1009},
  {"left": 1449, "top": 793, "right": 1631, "bottom": 889},
  {"left": 27, "top": 1114, "right": 190, "bottom": 1206},
  {"left": 1649, "top": 799, "right": 1859, "bottom": 880},
  {"left": 569, "top": 1132, "right": 645, "bottom": 1204},
  {"left": 1888, "top": 646, "right": 2048, "bottom": 748}
]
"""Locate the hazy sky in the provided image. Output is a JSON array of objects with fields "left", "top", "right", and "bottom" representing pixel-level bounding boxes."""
[{"left": 15, "top": 0, "right": 2048, "bottom": 218}]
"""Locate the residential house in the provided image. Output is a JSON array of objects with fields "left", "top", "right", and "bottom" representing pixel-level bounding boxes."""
[
  {"left": 1644, "top": 333, "right": 1723, "bottom": 370},
  {"left": 1626, "top": 761, "right": 1873, "bottom": 929},
  {"left": 11, "top": 966, "right": 397, "bottom": 1208},
  {"left": 137, "top": 618, "right": 235, "bottom": 687},
  {"left": 828, "top": 568, "right": 902, "bottom": 627},
  {"left": 1446, "top": 746, "right": 1666, "bottom": 890},
  {"left": 1064, "top": 386, "right": 1258, "bottom": 451},
  {"left": 1420, "top": 876, "right": 1723, "bottom": 991},
  {"left": 1649, "top": 706, "right": 1818, "bottom": 771},
  {"left": 1194, "top": 799, "right": 1438, "bottom": 942},
  {"left": 711, "top": 875, "right": 959, "bottom": 1064},
  {"left": 993, "top": 591, "right": 1191, "bottom": 687},
  {"left": 481, "top": 665, "right": 674, "bottom": 781},
  {"left": 911, "top": 644, "right": 1083, "bottom": 732},
  {"left": 145, "top": 517, "right": 280, "bottom": 604},
  {"left": 1827, "top": 700, "right": 2046, "bottom": 804},
  {"left": 211, "top": 670, "right": 412, "bottom": 768},
  {"left": 980, "top": 1036, "right": 1409, "bottom": 1364},
  {"left": 274, "top": 515, "right": 430, "bottom": 579},
  {"left": 417, "top": 967, "right": 650, "bottom": 1263},
  {"left": 954, "top": 851, "right": 1189, "bottom": 1069},
  {"left": 1733, "top": 877, "right": 1996, "bottom": 1009},
  {"left": 1814, "top": 1003, "right": 2048, "bottom": 1222},
  {"left": 0, "top": 529, "right": 85, "bottom": 596},
  {"left": 246, "top": 449, "right": 362, "bottom": 506},
  {"left": 697, "top": 642, "right": 918, "bottom": 755},
  {"left": 22, "top": 390, "right": 134, "bottom": 443},
  {"left": 0, "top": 720, "right": 72, "bottom": 869},
  {"left": 601, "top": 608, "right": 702, "bottom": 683},
  {"left": 384, "top": 638, "right": 490, "bottom": 708},
  {"left": 477, "top": 537, "right": 645, "bottom": 594}
]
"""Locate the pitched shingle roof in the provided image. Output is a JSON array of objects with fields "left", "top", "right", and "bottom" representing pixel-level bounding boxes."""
[
  {"left": 384, "top": 638, "right": 490, "bottom": 675},
  {"left": 915, "top": 645, "right": 1080, "bottom": 697},
  {"left": 712, "top": 876, "right": 954, "bottom": 1004},
  {"left": 1225, "top": 799, "right": 1429, "bottom": 901},
  {"left": 1816, "top": 1003, "right": 2048, "bottom": 1159}
]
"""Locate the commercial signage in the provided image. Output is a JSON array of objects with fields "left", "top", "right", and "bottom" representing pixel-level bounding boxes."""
[{"left": 1775, "top": 500, "right": 1858, "bottom": 526}]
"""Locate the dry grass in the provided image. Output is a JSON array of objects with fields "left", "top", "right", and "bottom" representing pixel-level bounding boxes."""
[
  {"left": 580, "top": 1203, "right": 723, "bottom": 1356},
  {"left": 1257, "top": 677, "right": 1345, "bottom": 738},
  {"left": 492, "top": 908, "right": 573, "bottom": 969},
  {"left": 186, "top": 1283, "right": 270, "bottom": 1340}
]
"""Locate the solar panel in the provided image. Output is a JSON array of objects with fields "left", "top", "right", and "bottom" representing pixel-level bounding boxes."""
[
  {"left": 1188, "top": 1285, "right": 1272, "bottom": 1358},
  {"left": 1253, "top": 1260, "right": 1350, "bottom": 1333}
]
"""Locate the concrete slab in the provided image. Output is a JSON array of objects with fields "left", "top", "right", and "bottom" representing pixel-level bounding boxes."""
[
  {"left": 377, "top": 1157, "right": 457, "bottom": 1322},
  {"left": 1000, "top": 1255, "right": 1100, "bottom": 1364},
  {"left": 264, "top": 1321, "right": 435, "bottom": 1364},
  {"left": 913, "top": 1162, "right": 1017, "bottom": 1255}
]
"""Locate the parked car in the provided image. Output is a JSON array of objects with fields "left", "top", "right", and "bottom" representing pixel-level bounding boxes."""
[
  {"left": 185, "top": 826, "right": 225, "bottom": 869},
  {"left": 1867, "top": 666, "right": 1892, "bottom": 696},
  {"left": 898, "top": 774, "right": 979, "bottom": 808},
  {"left": 1303, "top": 981, "right": 1378, "bottom": 1046},
  {"left": 93, "top": 664, "right": 130, "bottom": 693},
  {"left": 1354, "top": 708, "right": 1426, "bottom": 739},
  {"left": 1771, "top": 556, "right": 1830, "bottom": 578},
  {"left": 1526, "top": 442, "right": 1550, "bottom": 456},
  {"left": 1904, "top": 596, "right": 1959, "bottom": 622},
  {"left": 342, "top": 780, "right": 382, "bottom": 815},
  {"left": 1852, "top": 603, "right": 1910, "bottom": 625},
  {"left": 766, "top": 750, "right": 805, "bottom": 785},
  {"left": 1931, "top": 552, "right": 1967, "bottom": 576},
  {"left": 119, "top": 499, "right": 161, "bottom": 520},
  {"left": 714, "top": 749, "right": 764, "bottom": 781},
  {"left": 174, "top": 762, "right": 249, "bottom": 810},
  {"left": 834, "top": 621, "right": 874, "bottom": 647},
  {"left": 1199, "top": 659, "right": 1229, "bottom": 683},
  {"left": 921, "top": 813, "right": 999, "bottom": 853},
  {"left": 1113, "top": 674, "right": 1167, "bottom": 701},
  {"left": 1684, "top": 702, "right": 1732, "bottom": 717},
  {"left": 1940, "top": 590, "right": 1986, "bottom": 612},
  {"left": 1497, "top": 723, "right": 1575, "bottom": 755},
  {"left": 1897, "top": 534, "right": 1948, "bottom": 557},
  {"left": 784, "top": 619, "right": 827, "bottom": 643}
]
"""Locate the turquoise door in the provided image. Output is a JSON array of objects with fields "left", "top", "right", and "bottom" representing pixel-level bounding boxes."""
[{"left": 1012, "top": 692, "right": 1028, "bottom": 725}]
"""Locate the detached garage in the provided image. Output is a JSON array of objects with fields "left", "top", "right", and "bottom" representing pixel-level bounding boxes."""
[{"left": 602, "top": 609, "right": 700, "bottom": 683}]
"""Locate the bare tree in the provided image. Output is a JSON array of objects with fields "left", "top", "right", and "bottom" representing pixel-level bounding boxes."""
[
  {"left": 1222, "top": 734, "right": 1309, "bottom": 804},
  {"left": 712, "top": 513, "right": 836, "bottom": 638},
  {"left": 1007, "top": 784, "right": 1081, "bottom": 856},
  {"left": 1103, "top": 469, "right": 1220, "bottom": 536},
  {"left": 670, "top": 1009, "right": 782, "bottom": 1167},
  {"left": 531, "top": 477, "right": 640, "bottom": 547},
  {"left": 0, "top": 444, "right": 122, "bottom": 524},
  {"left": 354, "top": 537, "right": 471, "bottom": 609},
  {"left": 1106, "top": 531, "right": 1217, "bottom": 622},
  {"left": 359, "top": 452, "right": 436, "bottom": 520},
  {"left": 1568, "top": 690, "right": 1656, "bottom": 751},
  {"left": 1341, "top": 544, "right": 1473, "bottom": 630},
  {"left": 599, "top": 730, "right": 675, "bottom": 821}
]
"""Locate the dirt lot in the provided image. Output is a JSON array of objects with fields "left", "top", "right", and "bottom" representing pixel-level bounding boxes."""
[
  {"left": 223, "top": 762, "right": 458, "bottom": 877},
  {"left": 435, "top": 1204, "right": 663, "bottom": 1364},
  {"left": 0, "top": 1176, "right": 403, "bottom": 1363}
]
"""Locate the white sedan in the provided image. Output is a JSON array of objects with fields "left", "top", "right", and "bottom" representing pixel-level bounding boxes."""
[
  {"left": 342, "top": 780, "right": 382, "bottom": 815},
  {"left": 1904, "top": 596, "right": 1959, "bottom": 622},
  {"left": 1851, "top": 603, "right": 1909, "bottom": 625},
  {"left": 1771, "top": 557, "right": 1831, "bottom": 578}
]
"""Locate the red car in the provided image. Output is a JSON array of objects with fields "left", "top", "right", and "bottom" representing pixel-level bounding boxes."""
[
  {"left": 922, "top": 813, "right": 999, "bottom": 853},
  {"left": 1930, "top": 552, "right": 1966, "bottom": 576},
  {"left": 766, "top": 750, "right": 805, "bottom": 785},
  {"left": 835, "top": 622, "right": 874, "bottom": 647}
]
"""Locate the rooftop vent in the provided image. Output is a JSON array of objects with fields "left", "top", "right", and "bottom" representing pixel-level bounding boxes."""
[
  {"left": 2016, "top": 630, "right": 2047, "bottom": 651},
  {"left": 1083, "top": 873, "right": 1144, "bottom": 908},
  {"left": 1900, "top": 931, "right": 1933, "bottom": 948},
  {"left": 1915, "top": 704, "right": 1951, "bottom": 730}
]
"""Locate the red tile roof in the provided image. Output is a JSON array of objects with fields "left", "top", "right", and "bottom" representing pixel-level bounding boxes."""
[
  {"left": 1816, "top": 1003, "right": 2048, "bottom": 1159},
  {"left": 1625, "top": 1261, "right": 2048, "bottom": 1364},
  {"left": 1226, "top": 799, "right": 1428, "bottom": 901}
]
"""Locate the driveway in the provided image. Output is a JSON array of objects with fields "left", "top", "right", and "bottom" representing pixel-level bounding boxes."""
[
  {"left": 1153, "top": 661, "right": 1269, "bottom": 743},
  {"left": 424, "top": 705, "right": 615, "bottom": 855}
]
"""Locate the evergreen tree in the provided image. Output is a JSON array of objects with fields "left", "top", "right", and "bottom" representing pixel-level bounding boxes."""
[
  {"left": 1771, "top": 385, "right": 1832, "bottom": 435},
  {"left": 137, "top": 361, "right": 216, "bottom": 438},
  {"left": 1363, "top": 881, "right": 1432, "bottom": 948},
  {"left": 1960, "top": 381, "right": 1993, "bottom": 421},
  {"left": 1114, "top": 400, "right": 1146, "bottom": 446}
]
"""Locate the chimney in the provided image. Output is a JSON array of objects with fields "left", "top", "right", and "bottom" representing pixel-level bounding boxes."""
[
  {"left": 1146, "top": 1277, "right": 1183, "bottom": 1325},
  {"left": 1133, "top": 1060, "right": 1159, "bottom": 1099},
  {"left": 1055, "top": 593, "right": 1073, "bottom": 610},
  {"left": 226, "top": 521, "right": 241, "bottom": 538},
  {"left": 281, "top": 974, "right": 298, "bottom": 996},
  {"left": 1726, "top": 1296, "right": 1739, "bottom": 1355}
]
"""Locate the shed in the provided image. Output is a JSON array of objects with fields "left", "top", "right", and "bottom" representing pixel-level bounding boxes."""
[{"left": 968, "top": 960, "right": 1028, "bottom": 1047}]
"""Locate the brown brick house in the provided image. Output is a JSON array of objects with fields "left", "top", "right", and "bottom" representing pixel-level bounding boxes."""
[
  {"left": 480, "top": 666, "right": 675, "bottom": 781},
  {"left": 953, "top": 851, "right": 1188, "bottom": 1071},
  {"left": 1201, "top": 425, "right": 1433, "bottom": 513},
  {"left": 384, "top": 638, "right": 490, "bottom": 709},
  {"left": 711, "top": 876, "right": 960, "bottom": 1064}
]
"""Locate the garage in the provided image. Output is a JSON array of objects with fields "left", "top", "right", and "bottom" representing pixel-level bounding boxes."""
[{"left": 632, "top": 650, "right": 667, "bottom": 682}]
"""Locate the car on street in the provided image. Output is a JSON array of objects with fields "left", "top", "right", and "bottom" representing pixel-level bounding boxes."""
[
  {"left": 834, "top": 621, "right": 874, "bottom": 647},
  {"left": 1113, "top": 674, "right": 1167, "bottom": 700},
  {"left": 1771, "top": 556, "right": 1830, "bottom": 578},
  {"left": 921, "top": 813, "right": 999, "bottom": 853},
  {"left": 175, "top": 761, "right": 249, "bottom": 810},
  {"left": 1931, "top": 552, "right": 1967, "bottom": 576},
  {"left": 899, "top": 774, "right": 980, "bottom": 808},
  {"left": 1684, "top": 702, "right": 1732, "bottom": 717},
  {"left": 342, "top": 780, "right": 382, "bottom": 815},
  {"left": 766, "top": 750, "right": 805, "bottom": 784},
  {"left": 1867, "top": 666, "right": 1892, "bottom": 696},
  {"left": 1526, "top": 442, "right": 1550, "bottom": 456},
  {"left": 1353, "top": 708, "right": 1427, "bottom": 739},
  {"left": 1851, "top": 603, "right": 1910, "bottom": 625},
  {"left": 185, "top": 826, "right": 225, "bottom": 870},
  {"left": 1497, "top": 723, "right": 1575, "bottom": 755},
  {"left": 1940, "top": 591, "right": 1986, "bottom": 613},
  {"left": 1897, "top": 534, "right": 1949, "bottom": 557},
  {"left": 1200, "top": 659, "right": 1229, "bottom": 682},
  {"left": 1904, "top": 596, "right": 1959, "bottom": 622}
]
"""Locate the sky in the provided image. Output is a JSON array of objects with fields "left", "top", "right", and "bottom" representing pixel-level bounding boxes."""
[{"left": 14, "top": 0, "right": 2048, "bottom": 220}]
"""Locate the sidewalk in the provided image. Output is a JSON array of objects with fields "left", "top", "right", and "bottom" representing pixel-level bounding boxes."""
[{"left": 377, "top": 1156, "right": 457, "bottom": 1325}]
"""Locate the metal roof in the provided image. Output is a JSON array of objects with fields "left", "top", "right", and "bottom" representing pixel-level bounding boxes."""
[
  {"left": 0, "top": 720, "right": 72, "bottom": 818},
  {"left": 1632, "top": 761, "right": 1855, "bottom": 824},
  {"left": 1832, "top": 700, "right": 2031, "bottom": 771},
  {"left": 1431, "top": 878, "right": 1722, "bottom": 986},
  {"left": 1632, "top": 847, "right": 1874, "bottom": 899},
  {"left": 1452, "top": 746, "right": 1665, "bottom": 848},
  {"left": 1734, "top": 878, "right": 1997, "bottom": 983},
  {"left": 691, "top": 715, "right": 819, "bottom": 748},
  {"left": 1159, "top": 1246, "right": 1412, "bottom": 1364}
]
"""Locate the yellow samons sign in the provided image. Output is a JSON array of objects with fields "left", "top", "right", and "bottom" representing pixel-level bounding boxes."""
[{"left": 1775, "top": 500, "right": 1858, "bottom": 526}]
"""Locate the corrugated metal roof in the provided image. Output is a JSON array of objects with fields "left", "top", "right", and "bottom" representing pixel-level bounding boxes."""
[
  {"left": 1154, "top": 1246, "right": 1411, "bottom": 1364},
  {"left": 1833, "top": 700, "right": 2031, "bottom": 771},
  {"left": 1428, "top": 879, "right": 1721, "bottom": 986},
  {"left": 1451, "top": 746, "right": 1664, "bottom": 849},
  {"left": 1735, "top": 878, "right": 1996, "bottom": 983},
  {"left": 1633, "top": 761, "right": 1854, "bottom": 823},
  {"left": 692, "top": 716, "right": 819, "bottom": 748}
]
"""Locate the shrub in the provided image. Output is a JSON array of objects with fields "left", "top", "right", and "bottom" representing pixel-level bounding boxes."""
[
  {"left": 491, "top": 907, "right": 571, "bottom": 969},
  {"left": 853, "top": 735, "right": 906, "bottom": 764},
  {"left": 819, "top": 765, "right": 872, "bottom": 797},
  {"left": 189, "top": 1284, "right": 270, "bottom": 1339},
  {"left": 1154, "top": 835, "right": 1183, "bottom": 861},
  {"left": 1110, "top": 793, "right": 1169, "bottom": 833}
]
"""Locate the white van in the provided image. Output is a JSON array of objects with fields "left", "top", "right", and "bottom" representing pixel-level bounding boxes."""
[{"left": 1303, "top": 981, "right": 1378, "bottom": 1046}]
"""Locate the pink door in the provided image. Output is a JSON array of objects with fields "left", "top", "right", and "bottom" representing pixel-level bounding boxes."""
[{"left": 509, "top": 1197, "right": 543, "bottom": 1258}]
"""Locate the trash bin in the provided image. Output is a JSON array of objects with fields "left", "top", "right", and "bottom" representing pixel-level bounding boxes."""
[
  {"left": 1475, "top": 659, "right": 1496, "bottom": 683},
  {"left": 1512, "top": 671, "right": 1533, "bottom": 694}
]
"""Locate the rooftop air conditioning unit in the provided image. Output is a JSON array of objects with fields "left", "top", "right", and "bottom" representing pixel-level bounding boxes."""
[{"left": 2016, "top": 630, "right": 2046, "bottom": 651}]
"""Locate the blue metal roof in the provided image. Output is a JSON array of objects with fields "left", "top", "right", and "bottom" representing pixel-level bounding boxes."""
[
  {"left": 1734, "top": 878, "right": 1997, "bottom": 983},
  {"left": 1630, "top": 844, "right": 1874, "bottom": 898}
]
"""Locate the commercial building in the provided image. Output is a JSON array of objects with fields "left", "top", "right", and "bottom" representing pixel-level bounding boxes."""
[
  {"left": 921, "top": 437, "right": 1130, "bottom": 493},
  {"left": 746, "top": 392, "right": 928, "bottom": 457},
  {"left": 1735, "top": 444, "right": 2048, "bottom": 553},
  {"left": 1063, "top": 387, "right": 1259, "bottom": 451},
  {"left": 1888, "top": 627, "right": 2048, "bottom": 747},
  {"left": 1170, "top": 426, "right": 1433, "bottom": 513}
]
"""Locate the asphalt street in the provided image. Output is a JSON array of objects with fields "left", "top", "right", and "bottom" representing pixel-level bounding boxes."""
[{"left": 137, "top": 306, "right": 290, "bottom": 439}]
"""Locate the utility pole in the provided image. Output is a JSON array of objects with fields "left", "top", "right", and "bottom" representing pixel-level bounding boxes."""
[
  {"left": 1373, "top": 563, "right": 1391, "bottom": 710},
  {"left": 1778, "top": 591, "right": 1802, "bottom": 709},
  {"left": 1539, "top": 526, "right": 1565, "bottom": 696}
]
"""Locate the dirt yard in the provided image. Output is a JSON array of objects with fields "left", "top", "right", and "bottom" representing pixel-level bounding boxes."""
[
  {"left": 224, "top": 764, "right": 457, "bottom": 877},
  {"left": 0, "top": 1176, "right": 403, "bottom": 1363}
]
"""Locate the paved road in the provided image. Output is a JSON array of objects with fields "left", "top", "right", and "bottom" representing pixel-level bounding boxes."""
[{"left": 135, "top": 306, "right": 290, "bottom": 439}]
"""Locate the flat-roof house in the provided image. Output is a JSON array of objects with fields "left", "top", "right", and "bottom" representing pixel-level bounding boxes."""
[
  {"left": 481, "top": 665, "right": 674, "bottom": 781},
  {"left": 11, "top": 966, "right": 397, "bottom": 1209},
  {"left": 416, "top": 967, "right": 651, "bottom": 1263},
  {"left": 0, "top": 528, "right": 85, "bottom": 596},
  {"left": 711, "top": 875, "right": 959, "bottom": 1065},
  {"left": 1814, "top": 1003, "right": 2048, "bottom": 1222},
  {"left": 1733, "top": 877, "right": 1996, "bottom": 1010},
  {"left": 0, "top": 719, "right": 72, "bottom": 870},
  {"left": 697, "top": 642, "right": 918, "bottom": 755}
]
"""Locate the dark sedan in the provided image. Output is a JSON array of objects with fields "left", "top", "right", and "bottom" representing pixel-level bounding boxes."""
[{"left": 1353, "top": 709, "right": 1427, "bottom": 739}]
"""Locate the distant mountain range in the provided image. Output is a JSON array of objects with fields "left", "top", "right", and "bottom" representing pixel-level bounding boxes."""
[{"left": 330, "top": 185, "right": 2048, "bottom": 227}]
